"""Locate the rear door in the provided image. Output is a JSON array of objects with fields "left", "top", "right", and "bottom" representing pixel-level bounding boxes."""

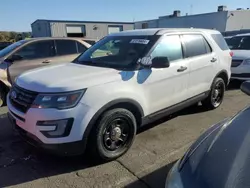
[
  {"left": 53, "top": 40, "right": 88, "bottom": 63},
  {"left": 8, "top": 40, "right": 56, "bottom": 83},
  {"left": 181, "top": 34, "right": 217, "bottom": 98}
]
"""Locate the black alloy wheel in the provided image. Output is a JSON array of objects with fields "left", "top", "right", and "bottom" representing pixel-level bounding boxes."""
[{"left": 88, "top": 108, "right": 137, "bottom": 162}]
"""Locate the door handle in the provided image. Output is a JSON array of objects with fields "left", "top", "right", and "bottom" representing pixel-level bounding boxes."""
[
  {"left": 211, "top": 57, "right": 217, "bottom": 62},
  {"left": 177, "top": 66, "right": 187, "bottom": 72},
  {"left": 42, "top": 60, "right": 51, "bottom": 64}
]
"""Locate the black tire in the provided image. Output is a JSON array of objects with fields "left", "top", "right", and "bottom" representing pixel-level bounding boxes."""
[
  {"left": 0, "top": 87, "right": 6, "bottom": 107},
  {"left": 202, "top": 77, "right": 225, "bottom": 109},
  {"left": 88, "top": 108, "right": 137, "bottom": 162}
]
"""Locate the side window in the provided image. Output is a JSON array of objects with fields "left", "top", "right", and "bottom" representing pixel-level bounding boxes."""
[
  {"left": 14, "top": 40, "right": 55, "bottom": 60},
  {"left": 151, "top": 35, "right": 183, "bottom": 62},
  {"left": 182, "top": 35, "right": 211, "bottom": 58},
  {"left": 76, "top": 42, "right": 88, "bottom": 53},
  {"left": 55, "top": 40, "right": 77, "bottom": 55}
]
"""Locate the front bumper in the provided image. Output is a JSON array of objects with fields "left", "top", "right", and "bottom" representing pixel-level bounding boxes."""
[
  {"left": 7, "top": 93, "right": 96, "bottom": 146},
  {"left": 9, "top": 113, "right": 85, "bottom": 155}
]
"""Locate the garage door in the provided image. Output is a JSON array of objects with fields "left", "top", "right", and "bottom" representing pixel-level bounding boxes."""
[
  {"left": 66, "top": 25, "right": 85, "bottom": 37},
  {"left": 108, "top": 26, "right": 123, "bottom": 34},
  {"left": 66, "top": 26, "right": 83, "bottom": 33}
]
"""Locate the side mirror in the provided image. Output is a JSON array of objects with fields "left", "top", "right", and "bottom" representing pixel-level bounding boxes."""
[
  {"left": 151, "top": 56, "right": 170, "bottom": 68},
  {"left": 241, "top": 81, "right": 250, "bottom": 96}
]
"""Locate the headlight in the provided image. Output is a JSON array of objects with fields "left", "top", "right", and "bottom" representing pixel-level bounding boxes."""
[
  {"left": 31, "top": 89, "right": 86, "bottom": 109},
  {"left": 242, "top": 59, "right": 250, "bottom": 65}
]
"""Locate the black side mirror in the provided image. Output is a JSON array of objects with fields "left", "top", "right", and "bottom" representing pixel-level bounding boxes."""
[
  {"left": 151, "top": 56, "right": 170, "bottom": 68},
  {"left": 241, "top": 81, "right": 250, "bottom": 96}
]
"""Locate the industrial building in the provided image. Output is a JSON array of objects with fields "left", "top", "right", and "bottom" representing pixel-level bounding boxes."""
[
  {"left": 31, "top": 19, "right": 134, "bottom": 39},
  {"left": 135, "top": 6, "right": 250, "bottom": 36}
]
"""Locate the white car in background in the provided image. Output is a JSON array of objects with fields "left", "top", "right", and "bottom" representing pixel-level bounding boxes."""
[{"left": 227, "top": 33, "right": 250, "bottom": 80}]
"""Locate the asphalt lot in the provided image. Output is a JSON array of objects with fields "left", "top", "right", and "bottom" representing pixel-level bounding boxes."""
[{"left": 0, "top": 81, "right": 249, "bottom": 188}]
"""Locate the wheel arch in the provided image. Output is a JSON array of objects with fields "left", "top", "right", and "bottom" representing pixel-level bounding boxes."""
[
  {"left": 214, "top": 70, "right": 229, "bottom": 87},
  {"left": 82, "top": 98, "right": 144, "bottom": 149}
]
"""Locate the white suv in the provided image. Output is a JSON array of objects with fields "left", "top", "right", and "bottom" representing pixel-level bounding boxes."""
[{"left": 7, "top": 28, "right": 232, "bottom": 161}]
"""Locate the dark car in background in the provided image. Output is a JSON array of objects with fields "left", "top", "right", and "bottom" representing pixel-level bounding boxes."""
[
  {"left": 165, "top": 81, "right": 250, "bottom": 188},
  {"left": 0, "top": 42, "right": 12, "bottom": 50},
  {"left": 0, "top": 37, "right": 91, "bottom": 106}
]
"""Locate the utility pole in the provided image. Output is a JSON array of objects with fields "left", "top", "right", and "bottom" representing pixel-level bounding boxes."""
[{"left": 190, "top": 4, "right": 193, "bottom": 15}]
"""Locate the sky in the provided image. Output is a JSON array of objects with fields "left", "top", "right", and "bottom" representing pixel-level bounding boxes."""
[{"left": 1, "top": 0, "right": 250, "bottom": 32}]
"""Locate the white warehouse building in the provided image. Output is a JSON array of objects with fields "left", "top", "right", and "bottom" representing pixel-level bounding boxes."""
[{"left": 135, "top": 6, "right": 250, "bottom": 36}]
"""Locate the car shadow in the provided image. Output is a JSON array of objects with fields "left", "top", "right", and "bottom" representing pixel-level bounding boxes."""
[
  {"left": 125, "top": 160, "right": 177, "bottom": 188},
  {"left": 0, "top": 114, "right": 97, "bottom": 187},
  {"left": 0, "top": 102, "right": 203, "bottom": 187},
  {"left": 227, "top": 80, "right": 243, "bottom": 90},
  {"left": 138, "top": 103, "right": 207, "bottom": 134}
]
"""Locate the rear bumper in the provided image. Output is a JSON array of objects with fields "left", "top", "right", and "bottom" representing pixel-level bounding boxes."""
[{"left": 8, "top": 113, "right": 85, "bottom": 156}]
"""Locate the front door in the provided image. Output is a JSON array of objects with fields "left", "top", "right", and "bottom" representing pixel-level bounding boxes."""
[
  {"left": 181, "top": 34, "right": 216, "bottom": 98},
  {"left": 140, "top": 35, "right": 190, "bottom": 114},
  {"left": 8, "top": 40, "right": 56, "bottom": 83}
]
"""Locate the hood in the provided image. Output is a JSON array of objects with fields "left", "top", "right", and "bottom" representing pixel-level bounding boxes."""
[
  {"left": 180, "top": 106, "right": 250, "bottom": 188},
  {"left": 16, "top": 63, "right": 121, "bottom": 92},
  {"left": 232, "top": 50, "right": 250, "bottom": 60}
]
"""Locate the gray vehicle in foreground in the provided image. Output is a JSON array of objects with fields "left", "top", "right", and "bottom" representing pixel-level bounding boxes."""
[
  {"left": 165, "top": 81, "right": 250, "bottom": 188},
  {"left": 0, "top": 37, "right": 91, "bottom": 106}
]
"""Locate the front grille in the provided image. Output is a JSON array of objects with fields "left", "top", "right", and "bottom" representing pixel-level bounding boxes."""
[
  {"left": 9, "top": 85, "right": 38, "bottom": 113},
  {"left": 231, "top": 60, "right": 243, "bottom": 67}
]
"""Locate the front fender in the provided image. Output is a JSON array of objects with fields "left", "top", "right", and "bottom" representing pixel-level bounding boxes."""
[{"left": 80, "top": 81, "right": 149, "bottom": 116}]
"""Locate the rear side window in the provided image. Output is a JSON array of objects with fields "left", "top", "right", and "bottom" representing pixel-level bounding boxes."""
[
  {"left": 211, "top": 34, "right": 229, "bottom": 51},
  {"left": 83, "top": 40, "right": 96, "bottom": 45},
  {"left": 182, "top": 35, "right": 211, "bottom": 58},
  {"left": 151, "top": 35, "right": 183, "bottom": 62},
  {"left": 76, "top": 42, "right": 88, "bottom": 53},
  {"left": 55, "top": 40, "right": 77, "bottom": 55}
]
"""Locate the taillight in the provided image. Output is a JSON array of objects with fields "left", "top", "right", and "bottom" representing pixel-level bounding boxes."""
[{"left": 230, "top": 51, "right": 233, "bottom": 57}]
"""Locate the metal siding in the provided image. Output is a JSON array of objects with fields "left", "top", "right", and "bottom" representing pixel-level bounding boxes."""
[
  {"left": 50, "top": 22, "right": 67, "bottom": 37},
  {"left": 134, "top": 20, "right": 158, "bottom": 29},
  {"left": 31, "top": 20, "right": 51, "bottom": 37},
  {"left": 135, "top": 12, "right": 227, "bottom": 32},
  {"left": 226, "top": 10, "right": 250, "bottom": 31},
  {"left": 158, "top": 12, "right": 227, "bottom": 32},
  {"left": 49, "top": 22, "right": 134, "bottom": 39}
]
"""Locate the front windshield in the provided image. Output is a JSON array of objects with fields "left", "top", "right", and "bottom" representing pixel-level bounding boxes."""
[
  {"left": 75, "top": 35, "right": 158, "bottom": 69},
  {"left": 0, "top": 40, "right": 27, "bottom": 58},
  {"left": 227, "top": 36, "right": 250, "bottom": 50}
]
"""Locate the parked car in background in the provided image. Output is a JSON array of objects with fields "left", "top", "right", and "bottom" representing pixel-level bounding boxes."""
[
  {"left": 7, "top": 28, "right": 231, "bottom": 162},
  {"left": 165, "top": 81, "right": 250, "bottom": 188},
  {"left": 0, "top": 37, "right": 91, "bottom": 106},
  {"left": 0, "top": 42, "right": 12, "bottom": 50},
  {"left": 224, "top": 36, "right": 233, "bottom": 44},
  {"left": 226, "top": 33, "right": 250, "bottom": 80}
]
